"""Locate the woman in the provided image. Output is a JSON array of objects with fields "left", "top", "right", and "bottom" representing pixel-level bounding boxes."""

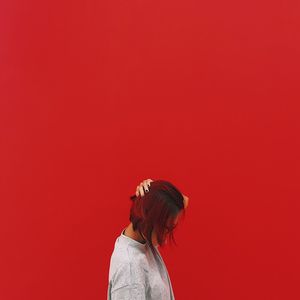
[{"left": 107, "top": 178, "right": 189, "bottom": 300}]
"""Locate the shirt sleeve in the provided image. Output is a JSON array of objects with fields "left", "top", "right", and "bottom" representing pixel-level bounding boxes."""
[{"left": 111, "top": 283, "right": 146, "bottom": 300}]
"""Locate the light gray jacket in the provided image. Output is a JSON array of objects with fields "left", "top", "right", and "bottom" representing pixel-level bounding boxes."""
[{"left": 107, "top": 228, "right": 175, "bottom": 300}]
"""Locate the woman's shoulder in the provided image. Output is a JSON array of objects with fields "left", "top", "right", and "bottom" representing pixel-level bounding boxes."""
[{"left": 111, "top": 252, "right": 148, "bottom": 274}]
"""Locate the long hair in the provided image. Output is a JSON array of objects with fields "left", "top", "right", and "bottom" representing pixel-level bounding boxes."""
[{"left": 129, "top": 179, "right": 186, "bottom": 259}]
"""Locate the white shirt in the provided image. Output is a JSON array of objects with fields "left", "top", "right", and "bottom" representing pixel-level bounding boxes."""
[{"left": 107, "top": 228, "right": 175, "bottom": 300}]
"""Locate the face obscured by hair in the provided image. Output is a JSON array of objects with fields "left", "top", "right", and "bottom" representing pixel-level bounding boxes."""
[
  {"left": 152, "top": 193, "right": 189, "bottom": 246},
  {"left": 151, "top": 212, "right": 182, "bottom": 246}
]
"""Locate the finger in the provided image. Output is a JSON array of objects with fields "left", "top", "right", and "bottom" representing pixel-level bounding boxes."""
[
  {"left": 142, "top": 179, "right": 152, "bottom": 192},
  {"left": 139, "top": 184, "right": 145, "bottom": 197},
  {"left": 143, "top": 181, "right": 149, "bottom": 193},
  {"left": 146, "top": 179, "right": 153, "bottom": 187},
  {"left": 136, "top": 179, "right": 153, "bottom": 196}
]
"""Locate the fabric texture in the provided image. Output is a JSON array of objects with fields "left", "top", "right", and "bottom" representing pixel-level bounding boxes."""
[{"left": 107, "top": 228, "right": 175, "bottom": 300}]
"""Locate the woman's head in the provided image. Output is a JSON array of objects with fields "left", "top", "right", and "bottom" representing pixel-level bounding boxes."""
[{"left": 129, "top": 179, "right": 188, "bottom": 255}]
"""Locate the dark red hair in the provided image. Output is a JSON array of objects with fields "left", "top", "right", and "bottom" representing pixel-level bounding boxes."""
[{"left": 129, "top": 179, "right": 186, "bottom": 258}]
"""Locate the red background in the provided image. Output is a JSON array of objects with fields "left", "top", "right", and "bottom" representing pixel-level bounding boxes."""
[{"left": 1, "top": 0, "right": 300, "bottom": 299}]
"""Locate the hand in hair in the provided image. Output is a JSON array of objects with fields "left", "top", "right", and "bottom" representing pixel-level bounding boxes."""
[{"left": 135, "top": 178, "right": 154, "bottom": 197}]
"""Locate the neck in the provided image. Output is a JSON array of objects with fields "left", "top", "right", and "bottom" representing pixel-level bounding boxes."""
[{"left": 124, "top": 222, "right": 147, "bottom": 244}]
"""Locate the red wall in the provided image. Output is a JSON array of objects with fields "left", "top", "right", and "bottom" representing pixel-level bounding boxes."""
[{"left": 1, "top": 0, "right": 299, "bottom": 299}]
